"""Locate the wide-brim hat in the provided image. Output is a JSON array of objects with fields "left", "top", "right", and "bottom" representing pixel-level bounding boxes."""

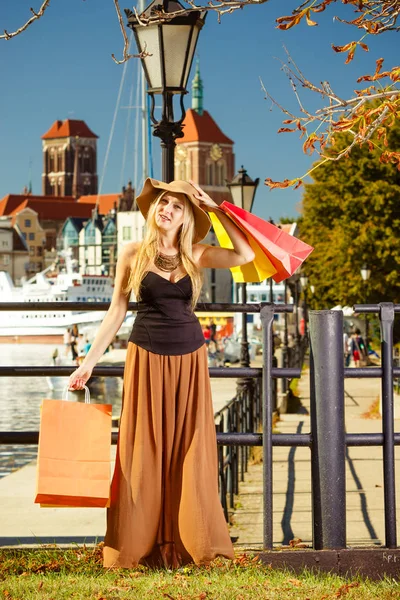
[{"left": 136, "top": 178, "right": 211, "bottom": 243}]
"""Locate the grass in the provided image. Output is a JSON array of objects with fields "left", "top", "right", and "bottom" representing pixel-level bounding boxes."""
[{"left": 0, "top": 545, "right": 399, "bottom": 599}]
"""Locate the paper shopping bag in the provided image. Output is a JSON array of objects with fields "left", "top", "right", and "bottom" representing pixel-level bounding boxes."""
[
  {"left": 35, "top": 397, "right": 112, "bottom": 508},
  {"left": 210, "top": 212, "right": 277, "bottom": 283},
  {"left": 219, "top": 201, "right": 314, "bottom": 283}
]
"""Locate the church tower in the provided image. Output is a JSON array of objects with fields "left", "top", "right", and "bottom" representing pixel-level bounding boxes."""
[
  {"left": 41, "top": 119, "right": 98, "bottom": 197},
  {"left": 175, "top": 60, "right": 235, "bottom": 205}
]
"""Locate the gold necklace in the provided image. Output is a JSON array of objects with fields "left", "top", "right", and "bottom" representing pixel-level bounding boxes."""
[{"left": 154, "top": 251, "right": 182, "bottom": 273}]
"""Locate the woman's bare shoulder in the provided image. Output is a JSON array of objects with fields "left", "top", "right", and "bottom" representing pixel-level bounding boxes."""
[
  {"left": 192, "top": 243, "right": 209, "bottom": 261},
  {"left": 119, "top": 242, "right": 141, "bottom": 261}
]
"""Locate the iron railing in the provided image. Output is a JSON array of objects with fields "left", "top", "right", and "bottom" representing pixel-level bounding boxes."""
[{"left": 0, "top": 301, "right": 399, "bottom": 550}]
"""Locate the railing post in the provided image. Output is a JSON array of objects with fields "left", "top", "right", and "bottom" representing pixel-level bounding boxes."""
[
  {"left": 260, "top": 304, "right": 275, "bottom": 549},
  {"left": 309, "top": 310, "right": 346, "bottom": 549},
  {"left": 380, "top": 302, "right": 397, "bottom": 548}
]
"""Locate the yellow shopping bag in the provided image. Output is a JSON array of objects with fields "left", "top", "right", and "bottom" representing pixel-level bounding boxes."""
[{"left": 210, "top": 212, "right": 277, "bottom": 283}]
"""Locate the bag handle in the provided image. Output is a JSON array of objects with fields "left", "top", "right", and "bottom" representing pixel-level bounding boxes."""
[{"left": 63, "top": 385, "right": 90, "bottom": 404}]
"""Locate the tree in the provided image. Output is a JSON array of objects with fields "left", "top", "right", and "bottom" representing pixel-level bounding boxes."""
[{"left": 298, "top": 111, "right": 400, "bottom": 318}]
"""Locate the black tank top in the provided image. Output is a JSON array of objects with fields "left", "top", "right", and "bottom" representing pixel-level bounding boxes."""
[{"left": 129, "top": 271, "right": 205, "bottom": 355}]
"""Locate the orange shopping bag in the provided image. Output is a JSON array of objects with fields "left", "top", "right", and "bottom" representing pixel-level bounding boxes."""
[
  {"left": 35, "top": 386, "right": 112, "bottom": 508},
  {"left": 219, "top": 201, "right": 314, "bottom": 283}
]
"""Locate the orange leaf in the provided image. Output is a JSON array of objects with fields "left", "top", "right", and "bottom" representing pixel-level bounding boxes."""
[
  {"left": 359, "top": 42, "right": 369, "bottom": 52},
  {"left": 305, "top": 10, "right": 318, "bottom": 26},
  {"left": 345, "top": 45, "right": 356, "bottom": 64},
  {"left": 293, "top": 180, "right": 303, "bottom": 190},
  {"left": 264, "top": 178, "right": 296, "bottom": 190},
  {"left": 332, "top": 42, "right": 354, "bottom": 53},
  {"left": 277, "top": 127, "right": 296, "bottom": 133}
]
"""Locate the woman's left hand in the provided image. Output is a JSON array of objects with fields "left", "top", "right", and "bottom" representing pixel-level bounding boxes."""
[{"left": 189, "top": 180, "right": 220, "bottom": 213}]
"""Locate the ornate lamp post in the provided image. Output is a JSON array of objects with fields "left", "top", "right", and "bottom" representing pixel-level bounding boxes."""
[
  {"left": 126, "top": 0, "right": 206, "bottom": 183},
  {"left": 227, "top": 167, "right": 259, "bottom": 390},
  {"left": 360, "top": 263, "right": 371, "bottom": 353}
]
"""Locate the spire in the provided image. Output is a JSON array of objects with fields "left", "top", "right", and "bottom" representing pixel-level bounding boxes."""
[{"left": 191, "top": 58, "right": 203, "bottom": 116}]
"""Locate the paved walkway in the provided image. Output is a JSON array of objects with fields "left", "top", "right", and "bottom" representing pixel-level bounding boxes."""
[{"left": 230, "top": 366, "right": 400, "bottom": 548}]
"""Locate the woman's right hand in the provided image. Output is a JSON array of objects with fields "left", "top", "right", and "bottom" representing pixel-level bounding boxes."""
[{"left": 68, "top": 364, "right": 93, "bottom": 390}]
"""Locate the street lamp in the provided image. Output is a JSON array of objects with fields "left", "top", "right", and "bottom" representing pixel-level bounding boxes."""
[
  {"left": 126, "top": 0, "right": 206, "bottom": 182},
  {"left": 360, "top": 262, "right": 371, "bottom": 356},
  {"left": 227, "top": 167, "right": 259, "bottom": 391},
  {"left": 300, "top": 273, "right": 308, "bottom": 340}
]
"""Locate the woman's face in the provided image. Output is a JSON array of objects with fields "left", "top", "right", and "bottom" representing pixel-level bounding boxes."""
[{"left": 155, "top": 193, "right": 185, "bottom": 234}]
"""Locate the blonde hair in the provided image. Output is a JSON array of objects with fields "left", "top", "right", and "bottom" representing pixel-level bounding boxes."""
[{"left": 127, "top": 191, "right": 203, "bottom": 309}]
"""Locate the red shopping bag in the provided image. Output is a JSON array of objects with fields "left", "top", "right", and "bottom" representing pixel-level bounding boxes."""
[
  {"left": 35, "top": 387, "right": 112, "bottom": 508},
  {"left": 220, "top": 201, "right": 314, "bottom": 283}
]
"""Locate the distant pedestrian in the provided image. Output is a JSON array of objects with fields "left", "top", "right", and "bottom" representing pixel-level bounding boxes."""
[
  {"left": 63, "top": 328, "right": 71, "bottom": 357},
  {"left": 70, "top": 324, "right": 79, "bottom": 363},
  {"left": 350, "top": 329, "right": 367, "bottom": 367},
  {"left": 343, "top": 330, "right": 351, "bottom": 367}
]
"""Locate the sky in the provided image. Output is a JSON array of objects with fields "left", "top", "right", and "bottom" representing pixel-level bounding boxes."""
[{"left": 0, "top": 0, "right": 397, "bottom": 221}]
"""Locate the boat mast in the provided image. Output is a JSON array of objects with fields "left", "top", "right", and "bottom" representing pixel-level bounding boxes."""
[{"left": 139, "top": 0, "right": 149, "bottom": 183}]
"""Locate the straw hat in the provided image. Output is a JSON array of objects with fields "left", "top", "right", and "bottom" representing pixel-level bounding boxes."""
[{"left": 135, "top": 178, "right": 211, "bottom": 243}]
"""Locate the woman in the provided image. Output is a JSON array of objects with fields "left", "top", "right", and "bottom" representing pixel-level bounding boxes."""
[{"left": 68, "top": 178, "right": 255, "bottom": 569}]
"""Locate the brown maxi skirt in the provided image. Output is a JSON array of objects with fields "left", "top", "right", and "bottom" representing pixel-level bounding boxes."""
[{"left": 103, "top": 342, "right": 234, "bottom": 568}]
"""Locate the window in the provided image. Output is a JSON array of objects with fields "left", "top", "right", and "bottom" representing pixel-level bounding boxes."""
[
  {"left": 122, "top": 226, "right": 132, "bottom": 241},
  {"left": 2, "top": 241, "right": 8, "bottom": 248},
  {"left": 25, "top": 219, "right": 31, "bottom": 227},
  {"left": 3, "top": 255, "right": 10, "bottom": 266},
  {"left": 30, "top": 247, "right": 35, "bottom": 256},
  {"left": 216, "top": 161, "right": 226, "bottom": 186},
  {"left": 57, "top": 151, "right": 63, "bottom": 171},
  {"left": 37, "top": 247, "right": 43, "bottom": 256},
  {"left": 29, "top": 232, "right": 35, "bottom": 241},
  {"left": 206, "top": 162, "right": 215, "bottom": 185},
  {"left": 261, "top": 294, "right": 267, "bottom": 301},
  {"left": 85, "top": 222, "right": 96, "bottom": 245}
]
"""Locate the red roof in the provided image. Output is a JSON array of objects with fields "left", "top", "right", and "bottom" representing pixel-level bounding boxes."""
[
  {"left": 0, "top": 194, "right": 94, "bottom": 221},
  {"left": 0, "top": 194, "right": 75, "bottom": 217},
  {"left": 78, "top": 194, "right": 119, "bottom": 215},
  {"left": 176, "top": 109, "right": 233, "bottom": 145},
  {"left": 42, "top": 119, "right": 98, "bottom": 140}
]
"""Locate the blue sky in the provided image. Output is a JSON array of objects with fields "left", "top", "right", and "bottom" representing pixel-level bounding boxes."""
[{"left": 0, "top": 0, "right": 397, "bottom": 221}]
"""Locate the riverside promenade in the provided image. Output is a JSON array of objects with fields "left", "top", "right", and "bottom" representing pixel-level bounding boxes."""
[{"left": 0, "top": 358, "right": 399, "bottom": 549}]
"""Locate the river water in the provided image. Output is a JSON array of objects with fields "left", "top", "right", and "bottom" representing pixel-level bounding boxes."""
[{"left": 0, "top": 343, "right": 123, "bottom": 478}]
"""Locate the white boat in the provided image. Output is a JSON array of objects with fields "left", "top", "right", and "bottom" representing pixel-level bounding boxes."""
[{"left": 0, "top": 252, "right": 114, "bottom": 342}]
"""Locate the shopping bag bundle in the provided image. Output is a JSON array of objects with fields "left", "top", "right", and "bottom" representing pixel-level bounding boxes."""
[
  {"left": 212, "top": 201, "right": 314, "bottom": 283},
  {"left": 35, "top": 386, "right": 112, "bottom": 508}
]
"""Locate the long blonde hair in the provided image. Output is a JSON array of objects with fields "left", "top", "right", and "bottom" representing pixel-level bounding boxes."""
[{"left": 127, "top": 191, "right": 203, "bottom": 308}]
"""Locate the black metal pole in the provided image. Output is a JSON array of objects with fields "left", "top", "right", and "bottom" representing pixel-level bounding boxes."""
[
  {"left": 309, "top": 309, "right": 346, "bottom": 549},
  {"left": 281, "top": 280, "right": 289, "bottom": 394},
  {"left": 241, "top": 283, "right": 250, "bottom": 367},
  {"left": 380, "top": 302, "right": 397, "bottom": 548},
  {"left": 161, "top": 137, "right": 175, "bottom": 183},
  {"left": 260, "top": 304, "right": 275, "bottom": 549}
]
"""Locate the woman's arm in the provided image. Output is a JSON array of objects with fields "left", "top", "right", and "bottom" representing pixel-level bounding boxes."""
[
  {"left": 68, "top": 243, "right": 137, "bottom": 389},
  {"left": 190, "top": 181, "right": 255, "bottom": 269}
]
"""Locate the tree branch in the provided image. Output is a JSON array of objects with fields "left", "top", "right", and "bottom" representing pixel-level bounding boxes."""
[{"left": 1, "top": 0, "right": 51, "bottom": 40}]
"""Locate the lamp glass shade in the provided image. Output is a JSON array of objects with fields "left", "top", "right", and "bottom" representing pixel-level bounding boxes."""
[
  {"left": 228, "top": 179, "right": 258, "bottom": 212},
  {"left": 163, "top": 25, "right": 199, "bottom": 90},
  {"left": 132, "top": 5, "right": 205, "bottom": 94},
  {"left": 136, "top": 25, "right": 162, "bottom": 90},
  {"left": 360, "top": 264, "right": 371, "bottom": 281}
]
